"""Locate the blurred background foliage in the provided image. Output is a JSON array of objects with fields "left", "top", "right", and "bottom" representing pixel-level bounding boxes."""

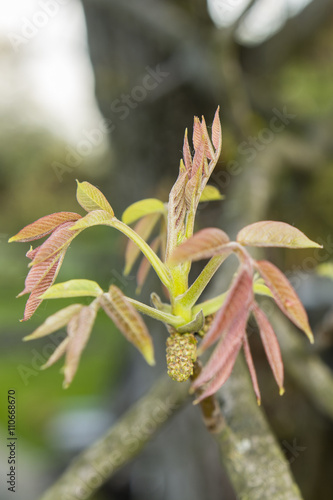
[{"left": 1, "top": 1, "right": 333, "bottom": 499}]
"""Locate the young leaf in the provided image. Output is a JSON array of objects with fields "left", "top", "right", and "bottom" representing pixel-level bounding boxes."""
[
  {"left": 200, "top": 116, "right": 214, "bottom": 160},
  {"left": 8, "top": 212, "right": 81, "bottom": 243},
  {"left": 64, "top": 305, "right": 98, "bottom": 387},
  {"left": 165, "top": 169, "right": 188, "bottom": 260},
  {"left": 192, "top": 309, "right": 248, "bottom": 400},
  {"left": 40, "top": 279, "right": 104, "bottom": 299},
  {"left": 41, "top": 337, "right": 70, "bottom": 370},
  {"left": 199, "top": 185, "right": 224, "bottom": 203},
  {"left": 253, "top": 303, "right": 284, "bottom": 395},
  {"left": 30, "top": 221, "right": 80, "bottom": 266},
  {"left": 211, "top": 106, "right": 222, "bottom": 155},
  {"left": 22, "top": 254, "right": 65, "bottom": 321},
  {"left": 122, "top": 199, "right": 165, "bottom": 225},
  {"left": 100, "top": 286, "right": 155, "bottom": 366},
  {"left": 169, "top": 227, "right": 230, "bottom": 265},
  {"left": 70, "top": 209, "right": 114, "bottom": 230},
  {"left": 124, "top": 213, "right": 161, "bottom": 275},
  {"left": 243, "top": 335, "right": 261, "bottom": 405},
  {"left": 18, "top": 252, "right": 62, "bottom": 296},
  {"left": 76, "top": 180, "right": 114, "bottom": 215},
  {"left": 237, "top": 221, "right": 322, "bottom": 248},
  {"left": 255, "top": 260, "right": 314, "bottom": 343},
  {"left": 24, "top": 304, "right": 84, "bottom": 340},
  {"left": 199, "top": 266, "right": 253, "bottom": 352},
  {"left": 183, "top": 128, "right": 192, "bottom": 175}
]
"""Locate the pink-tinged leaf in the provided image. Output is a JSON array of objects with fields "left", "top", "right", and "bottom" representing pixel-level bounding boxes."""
[
  {"left": 169, "top": 227, "right": 230, "bottom": 265},
  {"left": 199, "top": 266, "right": 253, "bottom": 352},
  {"left": 8, "top": 212, "right": 81, "bottom": 243},
  {"left": 193, "top": 308, "right": 248, "bottom": 391},
  {"left": 18, "top": 253, "right": 60, "bottom": 296},
  {"left": 41, "top": 337, "right": 70, "bottom": 370},
  {"left": 253, "top": 303, "right": 284, "bottom": 394},
  {"left": 136, "top": 237, "right": 161, "bottom": 293},
  {"left": 183, "top": 128, "right": 193, "bottom": 176},
  {"left": 191, "top": 132, "right": 205, "bottom": 178},
  {"left": 200, "top": 116, "right": 214, "bottom": 160},
  {"left": 64, "top": 305, "right": 98, "bottom": 387},
  {"left": 212, "top": 106, "right": 222, "bottom": 153},
  {"left": 22, "top": 253, "right": 65, "bottom": 321},
  {"left": 76, "top": 180, "right": 114, "bottom": 215},
  {"left": 30, "top": 222, "right": 79, "bottom": 266},
  {"left": 99, "top": 286, "right": 155, "bottom": 366},
  {"left": 26, "top": 246, "right": 40, "bottom": 260},
  {"left": 24, "top": 304, "right": 83, "bottom": 340},
  {"left": 255, "top": 260, "right": 314, "bottom": 343},
  {"left": 124, "top": 213, "right": 160, "bottom": 275},
  {"left": 165, "top": 170, "right": 187, "bottom": 260},
  {"left": 243, "top": 335, "right": 261, "bottom": 405},
  {"left": 192, "top": 116, "right": 202, "bottom": 151},
  {"left": 237, "top": 221, "right": 322, "bottom": 249}
]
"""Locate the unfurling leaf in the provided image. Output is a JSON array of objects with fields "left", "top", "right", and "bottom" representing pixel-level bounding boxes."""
[
  {"left": 183, "top": 128, "right": 192, "bottom": 175},
  {"left": 169, "top": 227, "right": 230, "bottom": 265},
  {"left": 122, "top": 198, "right": 165, "bottom": 225},
  {"left": 211, "top": 106, "right": 222, "bottom": 155},
  {"left": 165, "top": 169, "right": 188, "bottom": 260},
  {"left": 76, "top": 180, "right": 114, "bottom": 215},
  {"left": 64, "top": 305, "right": 98, "bottom": 387},
  {"left": 124, "top": 213, "right": 161, "bottom": 275},
  {"left": 100, "top": 286, "right": 155, "bottom": 366},
  {"left": 41, "top": 337, "right": 70, "bottom": 370},
  {"left": 8, "top": 212, "right": 82, "bottom": 243},
  {"left": 253, "top": 304, "right": 284, "bottom": 395},
  {"left": 24, "top": 304, "right": 83, "bottom": 340},
  {"left": 199, "top": 185, "right": 224, "bottom": 203},
  {"left": 30, "top": 221, "right": 80, "bottom": 266},
  {"left": 21, "top": 253, "right": 65, "bottom": 321},
  {"left": 40, "top": 279, "right": 104, "bottom": 299},
  {"left": 192, "top": 309, "right": 248, "bottom": 402},
  {"left": 199, "top": 266, "right": 253, "bottom": 352},
  {"left": 237, "top": 221, "right": 322, "bottom": 249},
  {"left": 255, "top": 260, "right": 314, "bottom": 343}
]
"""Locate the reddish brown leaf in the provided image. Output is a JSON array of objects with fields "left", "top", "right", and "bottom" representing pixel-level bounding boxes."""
[
  {"left": 64, "top": 305, "right": 98, "bottom": 387},
  {"left": 237, "top": 221, "right": 321, "bottom": 248},
  {"left": 183, "top": 128, "right": 193, "bottom": 176},
  {"left": 31, "top": 221, "right": 80, "bottom": 266},
  {"left": 99, "top": 286, "right": 155, "bottom": 365},
  {"left": 9, "top": 212, "right": 81, "bottom": 243},
  {"left": 22, "top": 253, "right": 65, "bottom": 321},
  {"left": 191, "top": 132, "right": 205, "bottom": 178},
  {"left": 165, "top": 170, "right": 187, "bottom": 260},
  {"left": 136, "top": 237, "right": 161, "bottom": 293},
  {"left": 18, "top": 251, "right": 63, "bottom": 296},
  {"left": 253, "top": 303, "right": 284, "bottom": 394},
  {"left": 255, "top": 260, "right": 314, "bottom": 343},
  {"left": 192, "top": 116, "right": 202, "bottom": 151},
  {"left": 26, "top": 246, "right": 40, "bottom": 260},
  {"left": 200, "top": 116, "right": 214, "bottom": 160},
  {"left": 124, "top": 213, "right": 160, "bottom": 275},
  {"left": 193, "top": 308, "right": 249, "bottom": 391},
  {"left": 243, "top": 335, "right": 261, "bottom": 405},
  {"left": 169, "top": 227, "right": 230, "bottom": 265},
  {"left": 199, "top": 266, "right": 253, "bottom": 352}
]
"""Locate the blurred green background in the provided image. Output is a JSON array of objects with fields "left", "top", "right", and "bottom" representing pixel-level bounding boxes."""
[{"left": 1, "top": 1, "right": 333, "bottom": 499}]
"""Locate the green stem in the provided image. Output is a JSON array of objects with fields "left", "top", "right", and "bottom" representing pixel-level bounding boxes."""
[
  {"left": 110, "top": 219, "right": 172, "bottom": 288},
  {"left": 176, "top": 254, "right": 230, "bottom": 310},
  {"left": 192, "top": 291, "right": 227, "bottom": 317},
  {"left": 126, "top": 297, "right": 185, "bottom": 328}
]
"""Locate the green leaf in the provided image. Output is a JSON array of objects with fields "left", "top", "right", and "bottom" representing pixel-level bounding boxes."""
[
  {"left": 122, "top": 198, "right": 165, "bottom": 225},
  {"left": 40, "top": 280, "right": 104, "bottom": 299},
  {"left": 70, "top": 210, "right": 114, "bottom": 230},
  {"left": 24, "top": 304, "right": 83, "bottom": 340},
  {"left": 237, "top": 221, "right": 322, "bottom": 248},
  {"left": 76, "top": 180, "right": 114, "bottom": 215},
  {"left": 253, "top": 279, "right": 274, "bottom": 298},
  {"left": 316, "top": 263, "right": 333, "bottom": 280},
  {"left": 100, "top": 286, "right": 155, "bottom": 366},
  {"left": 199, "top": 185, "right": 224, "bottom": 203}
]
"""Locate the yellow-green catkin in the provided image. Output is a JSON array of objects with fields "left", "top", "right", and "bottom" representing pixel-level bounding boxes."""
[{"left": 166, "top": 333, "right": 197, "bottom": 382}]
